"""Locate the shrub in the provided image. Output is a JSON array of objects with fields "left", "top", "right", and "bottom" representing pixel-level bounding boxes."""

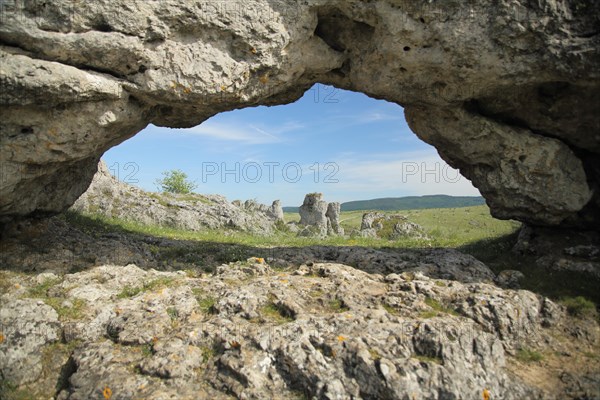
[
  {"left": 155, "top": 169, "right": 197, "bottom": 194},
  {"left": 516, "top": 348, "right": 543, "bottom": 363},
  {"left": 560, "top": 296, "right": 597, "bottom": 318}
]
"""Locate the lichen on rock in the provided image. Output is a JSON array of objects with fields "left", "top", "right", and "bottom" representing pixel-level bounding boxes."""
[{"left": 1, "top": 0, "right": 599, "bottom": 230}]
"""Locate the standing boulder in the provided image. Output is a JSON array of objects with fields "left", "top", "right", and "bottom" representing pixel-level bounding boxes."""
[
  {"left": 298, "top": 194, "right": 344, "bottom": 237},
  {"left": 326, "top": 202, "right": 344, "bottom": 236},
  {"left": 298, "top": 193, "right": 328, "bottom": 236},
  {"left": 268, "top": 200, "right": 284, "bottom": 221}
]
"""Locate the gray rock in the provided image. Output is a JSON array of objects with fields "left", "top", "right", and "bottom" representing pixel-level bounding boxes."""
[
  {"left": 298, "top": 194, "right": 343, "bottom": 237},
  {"left": 326, "top": 202, "right": 344, "bottom": 236},
  {"left": 298, "top": 193, "right": 329, "bottom": 236},
  {"left": 1, "top": 261, "right": 598, "bottom": 399},
  {"left": 361, "top": 212, "right": 386, "bottom": 230},
  {"left": 71, "top": 160, "right": 281, "bottom": 234},
  {"left": 513, "top": 225, "right": 600, "bottom": 280},
  {"left": 495, "top": 270, "right": 526, "bottom": 289},
  {"left": 268, "top": 200, "right": 284, "bottom": 221},
  {"left": 360, "top": 212, "right": 429, "bottom": 240},
  {"left": 3, "top": 0, "right": 599, "bottom": 229},
  {"left": 0, "top": 299, "right": 61, "bottom": 385}
]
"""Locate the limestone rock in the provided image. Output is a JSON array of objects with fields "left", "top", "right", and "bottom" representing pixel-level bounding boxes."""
[
  {"left": 298, "top": 193, "right": 343, "bottom": 237},
  {"left": 495, "top": 270, "right": 526, "bottom": 289},
  {"left": 360, "top": 212, "right": 429, "bottom": 240},
  {"left": 1, "top": 262, "right": 598, "bottom": 399},
  {"left": 0, "top": 298, "right": 61, "bottom": 385},
  {"left": 405, "top": 106, "right": 594, "bottom": 226},
  {"left": 268, "top": 200, "right": 284, "bottom": 221},
  {"left": 70, "top": 160, "right": 281, "bottom": 234},
  {"left": 298, "top": 193, "right": 329, "bottom": 236},
  {"left": 513, "top": 225, "right": 600, "bottom": 280},
  {"left": 1, "top": 0, "right": 599, "bottom": 230},
  {"left": 326, "top": 201, "right": 344, "bottom": 236}
]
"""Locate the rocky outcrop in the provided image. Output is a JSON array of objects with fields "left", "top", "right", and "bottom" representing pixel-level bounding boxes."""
[
  {"left": 359, "top": 212, "right": 429, "bottom": 240},
  {"left": 513, "top": 225, "right": 600, "bottom": 279},
  {"left": 0, "top": 298, "right": 61, "bottom": 386},
  {"left": 70, "top": 160, "right": 282, "bottom": 234},
  {"left": 1, "top": 0, "right": 599, "bottom": 229},
  {"left": 1, "top": 261, "right": 598, "bottom": 399},
  {"left": 326, "top": 202, "right": 344, "bottom": 236},
  {"left": 298, "top": 193, "right": 343, "bottom": 237},
  {"left": 268, "top": 200, "right": 284, "bottom": 222}
]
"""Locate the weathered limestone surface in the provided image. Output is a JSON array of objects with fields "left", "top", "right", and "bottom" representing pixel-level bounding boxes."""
[
  {"left": 1, "top": 261, "right": 598, "bottom": 399},
  {"left": 1, "top": 0, "right": 599, "bottom": 228},
  {"left": 298, "top": 193, "right": 343, "bottom": 236},
  {"left": 71, "top": 160, "right": 284, "bottom": 234}
]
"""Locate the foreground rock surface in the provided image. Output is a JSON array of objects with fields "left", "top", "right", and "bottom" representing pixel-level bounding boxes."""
[
  {"left": 0, "top": 215, "right": 493, "bottom": 284},
  {"left": 0, "top": 261, "right": 598, "bottom": 400},
  {"left": 1, "top": 0, "right": 599, "bottom": 229},
  {"left": 71, "top": 160, "right": 283, "bottom": 234}
]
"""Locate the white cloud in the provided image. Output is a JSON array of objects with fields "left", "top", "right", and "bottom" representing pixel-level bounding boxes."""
[
  {"left": 157, "top": 119, "right": 305, "bottom": 145},
  {"left": 184, "top": 121, "right": 281, "bottom": 144},
  {"left": 332, "top": 150, "right": 481, "bottom": 197},
  {"left": 354, "top": 111, "right": 404, "bottom": 124}
]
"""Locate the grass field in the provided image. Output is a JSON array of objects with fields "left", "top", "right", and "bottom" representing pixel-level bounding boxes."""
[
  {"left": 285, "top": 206, "right": 521, "bottom": 248},
  {"left": 66, "top": 205, "right": 520, "bottom": 250},
  {"left": 62, "top": 206, "right": 600, "bottom": 304}
]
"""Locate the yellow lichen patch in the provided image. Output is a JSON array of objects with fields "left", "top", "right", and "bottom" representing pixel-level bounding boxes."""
[
  {"left": 103, "top": 386, "right": 112, "bottom": 399},
  {"left": 482, "top": 388, "right": 490, "bottom": 400},
  {"left": 259, "top": 74, "right": 269, "bottom": 84},
  {"left": 337, "top": 335, "right": 347, "bottom": 342},
  {"left": 0, "top": 332, "right": 4, "bottom": 343}
]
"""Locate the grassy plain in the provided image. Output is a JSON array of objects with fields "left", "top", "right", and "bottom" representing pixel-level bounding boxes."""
[{"left": 62, "top": 206, "right": 600, "bottom": 303}]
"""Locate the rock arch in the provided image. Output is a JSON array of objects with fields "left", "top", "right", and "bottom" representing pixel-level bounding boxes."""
[{"left": 1, "top": 0, "right": 599, "bottom": 229}]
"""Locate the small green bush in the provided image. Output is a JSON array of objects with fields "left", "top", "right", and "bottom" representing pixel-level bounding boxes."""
[
  {"left": 422, "top": 297, "right": 460, "bottom": 317},
  {"left": 516, "top": 348, "right": 543, "bottom": 363},
  {"left": 117, "top": 277, "right": 176, "bottom": 299},
  {"left": 155, "top": 169, "right": 197, "bottom": 194},
  {"left": 560, "top": 296, "right": 596, "bottom": 318}
]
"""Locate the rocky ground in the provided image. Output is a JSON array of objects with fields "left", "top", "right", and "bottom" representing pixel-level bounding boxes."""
[
  {"left": 1, "top": 217, "right": 599, "bottom": 400},
  {"left": 71, "top": 161, "right": 284, "bottom": 235}
]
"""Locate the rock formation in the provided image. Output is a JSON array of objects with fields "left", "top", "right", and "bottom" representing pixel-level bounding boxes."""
[
  {"left": 1, "top": 0, "right": 599, "bottom": 231},
  {"left": 359, "top": 212, "right": 429, "bottom": 240},
  {"left": 298, "top": 193, "right": 343, "bottom": 236},
  {"left": 71, "top": 160, "right": 282, "bottom": 234},
  {"left": 298, "top": 193, "right": 329, "bottom": 236},
  {"left": 1, "top": 213, "right": 599, "bottom": 398},
  {"left": 1, "top": 260, "right": 598, "bottom": 399},
  {"left": 326, "top": 202, "right": 344, "bottom": 236},
  {"left": 267, "top": 200, "right": 284, "bottom": 221}
]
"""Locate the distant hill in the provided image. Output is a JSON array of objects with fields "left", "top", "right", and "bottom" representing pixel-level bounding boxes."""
[{"left": 283, "top": 195, "right": 485, "bottom": 213}]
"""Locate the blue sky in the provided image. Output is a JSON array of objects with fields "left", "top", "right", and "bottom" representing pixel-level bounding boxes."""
[{"left": 104, "top": 84, "right": 480, "bottom": 207}]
